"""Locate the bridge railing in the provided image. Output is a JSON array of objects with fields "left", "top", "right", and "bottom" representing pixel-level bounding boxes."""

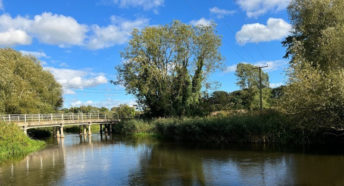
[{"left": 0, "top": 113, "right": 108, "bottom": 123}]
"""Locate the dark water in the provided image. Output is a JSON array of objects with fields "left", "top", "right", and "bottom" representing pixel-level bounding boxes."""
[{"left": 0, "top": 134, "right": 344, "bottom": 186}]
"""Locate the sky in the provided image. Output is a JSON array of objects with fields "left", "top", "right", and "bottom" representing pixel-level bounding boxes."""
[{"left": 0, "top": 0, "right": 292, "bottom": 109}]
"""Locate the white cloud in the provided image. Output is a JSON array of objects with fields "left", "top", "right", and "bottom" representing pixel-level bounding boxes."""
[
  {"left": 69, "top": 99, "right": 137, "bottom": 109},
  {"left": 0, "top": 13, "right": 149, "bottom": 49},
  {"left": 87, "top": 16, "right": 148, "bottom": 50},
  {"left": 44, "top": 67, "right": 108, "bottom": 94},
  {"left": 236, "top": 18, "right": 291, "bottom": 45},
  {"left": 0, "top": 13, "right": 87, "bottom": 47},
  {"left": 225, "top": 60, "right": 287, "bottom": 73},
  {"left": 270, "top": 82, "right": 284, "bottom": 88},
  {"left": 210, "top": 7, "right": 235, "bottom": 18},
  {"left": 0, "top": 29, "right": 31, "bottom": 46},
  {"left": 30, "top": 13, "right": 88, "bottom": 46},
  {"left": 237, "top": 0, "right": 291, "bottom": 17},
  {"left": 190, "top": 18, "right": 212, "bottom": 27},
  {"left": 113, "top": 0, "right": 164, "bottom": 11},
  {"left": 20, "top": 50, "right": 48, "bottom": 58}
]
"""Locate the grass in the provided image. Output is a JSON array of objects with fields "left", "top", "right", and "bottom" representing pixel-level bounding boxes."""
[
  {"left": 112, "top": 111, "right": 339, "bottom": 145},
  {"left": 0, "top": 122, "right": 45, "bottom": 163}
]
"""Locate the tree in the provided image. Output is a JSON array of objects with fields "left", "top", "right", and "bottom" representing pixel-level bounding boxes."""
[
  {"left": 235, "top": 63, "right": 270, "bottom": 110},
  {"left": 283, "top": 0, "right": 344, "bottom": 71},
  {"left": 207, "top": 91, "right": 230, "bottom": 111},
  {"left": 0, "top": 48, "right": 63, "bottom": 114},
  {"left": 115, "top": 21, "right": 222, "bottom": 117},
  {"left": 281, "top": 0, "right": 344, "bottom": 129},
  {"left": 111, "top": 104, "right": 136, "bottom": 119}
]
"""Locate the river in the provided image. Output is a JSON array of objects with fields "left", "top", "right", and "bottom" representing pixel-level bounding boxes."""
[{"left": 0, "top": 134, "right": 344, "bottom": 186}]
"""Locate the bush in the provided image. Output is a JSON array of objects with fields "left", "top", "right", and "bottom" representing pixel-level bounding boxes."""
[
  {"left": 0, "top": 123, "right": 45, "bottom": 163},
  {"left": 112, "top": 119, "right": 154, "bottom": 135}
]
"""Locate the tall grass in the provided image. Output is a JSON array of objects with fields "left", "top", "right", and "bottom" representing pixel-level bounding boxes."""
[
  {"left": 112, "top": 111, "right": 339, "bottom": 145},
  {"left": 0, "top": 122, "right": 45, "bottom": 163}
]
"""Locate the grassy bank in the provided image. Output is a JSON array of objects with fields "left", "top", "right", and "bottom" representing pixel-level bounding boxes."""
[
  {"left": 112, "top": 111, "right": 342, "bottom": 145},
  {"left": 0, "top": 123, "right": 45, "bottom": 163}
]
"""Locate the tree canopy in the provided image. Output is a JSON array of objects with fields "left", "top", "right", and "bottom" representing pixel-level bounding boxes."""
[
  {"left": 283, "top": 0, "right": 344, "bottom": 71},
  {"left": 0, "top": 48, "right": 63, "bottom": 114},
  {"left": 115, "top": 21, "right": 222, "bottom": 117}
]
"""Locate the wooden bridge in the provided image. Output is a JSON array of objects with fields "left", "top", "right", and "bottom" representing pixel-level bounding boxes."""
[{"left": 0, "top": 113, "right": 119, "bottom": 138}]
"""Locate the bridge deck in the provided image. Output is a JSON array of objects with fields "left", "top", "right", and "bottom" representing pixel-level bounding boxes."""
[{"left": 1, "top": 113, "right": 119, "bottom": 129}]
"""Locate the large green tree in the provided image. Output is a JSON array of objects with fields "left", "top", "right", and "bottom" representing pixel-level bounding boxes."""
[
  {"left": 0, "top": 48, "right": 63, "bottom": 114},
  {"left": 235, "top": 63, "right": 271, "bottom": 110},
  {"left": 283, "top": 0, "right": 344, "bottom": 70},
  {"left": 282, "top": 0, "right": 344, "bottom": 129},
  {"left": 115, "top": 21, "right": 222, "bottom": 117}
]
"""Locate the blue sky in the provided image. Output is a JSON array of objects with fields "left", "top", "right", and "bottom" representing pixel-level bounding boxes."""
[{"left": 0, "top": 0, "right": 291, "bottom": 108}]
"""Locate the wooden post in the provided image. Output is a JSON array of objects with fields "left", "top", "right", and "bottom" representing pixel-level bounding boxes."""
[
  {"left": 60, "top": 126, "right": 64, "bottom": 138},
  {"left": 88, "top": 124, "right": 92, "bottom": 135}
]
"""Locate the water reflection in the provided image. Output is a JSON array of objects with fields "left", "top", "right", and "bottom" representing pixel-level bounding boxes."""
[{"left": 0, "top": 135, "right": 344, "bottom": 186}]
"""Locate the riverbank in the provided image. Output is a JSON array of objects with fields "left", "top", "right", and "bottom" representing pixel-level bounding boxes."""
[
  {"left": 112, "top": 111, "right": 343, "bottom": 145},
  {"left": 0, "top": 123, "right": 45, "bottom": 163}
]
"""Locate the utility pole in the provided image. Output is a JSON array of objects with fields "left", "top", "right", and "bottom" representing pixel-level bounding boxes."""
[{"left": 254, "top": 65, "right": 268, "bottom": 111}]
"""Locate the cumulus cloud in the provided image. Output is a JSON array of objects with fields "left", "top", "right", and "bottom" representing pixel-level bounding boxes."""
[
  {"left": 113, "top": 0, "right": 164, "bottom": 11},
  {"left": 44, "top": 67, "right": 108, "bottom": 94},
  {"left": 190, "top": 18, "right": 212, "bottom": 26},
  {"left": 30, "top": 13, "right": 88, "bottom": 46},
  {"left": 0, "top": 13, "right": 148, "bottom": 49},
  {"left": 20, "top": 50, "right": 48, "bottom": 58},
  {"left": 237, "top": 0, "right": 291, "bottom": 17},
  {"left": 225, "top": 60, "right": 287, "bottom": 73},
  {"left": 87, "top": 16, "right": 148, "bottom": 50},
  {"left": 236, "top": 18, "right": 291, "bottom": 45},
  {"left": 0, "top": 29, "right": 31, "bottom": 46},
  {"left": 69, "top": 99, "right": 137, "bottom": 108},
  {"left": 0, "top": 13, "right": 87, "bottom": 47},
  {"left": 270, "top": 82, "right": 284, "bottom": 88},
  {"left": 210, "top": 7, "right": 235, "bottom": 18}
]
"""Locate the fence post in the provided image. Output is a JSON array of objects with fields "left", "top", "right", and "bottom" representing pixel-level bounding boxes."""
[{"left": 8, "top": 115, "right": 10, "bottom": 122}]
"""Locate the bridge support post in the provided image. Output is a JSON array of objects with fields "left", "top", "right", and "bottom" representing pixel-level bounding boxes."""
[
  {"left": 109, "top": 124, "right": 112, "bottom": 134},
  {"left": 59, "top": 125, "right": 64, "bottom": 138},
  {"left": 23, "top": 126, "right": 27, "bottom": 135},
  {"left": 83, "top": 125, "right": 87, "bottom": 136},
  {"left": 88, "top": 124, "right": 92, "bottom": 135},
  {"left": 99, "top": 124, "right": 103, "bottom": 134}
]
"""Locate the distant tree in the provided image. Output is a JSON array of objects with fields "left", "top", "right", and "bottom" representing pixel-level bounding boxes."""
[
  {"left": 111, "top": 104, "right": 136, "bottom": 119},
  {"left": 235, "top": 63, "right": 271, "bottom": 110},
  {"left": 115, "top": 21, "right": 222, "bottom": 117},
  {"left": 208, "top": 91, "right": 230, "bottom": 111},
  {"left": 0, "top": 48, "right": 63, "bottom": 114}
]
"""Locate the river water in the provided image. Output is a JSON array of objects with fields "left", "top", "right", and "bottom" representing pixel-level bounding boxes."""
[{"left": 0, "top": 134, "right": 344, "bottom": 186}]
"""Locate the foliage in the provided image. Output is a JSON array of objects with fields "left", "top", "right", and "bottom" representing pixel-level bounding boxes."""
[
  {"left": 62, "top": 106, "right": 109, "bottom": 113},
  {"left": 115, "top": 21, "right": 222, "bottom": 117},
  {"left": 281, "top": 0, "right": 344, "bottom": 130},
  {"left": 0, "top": 123, "right": 45, "bottom": 163},
  {"left": 283, "top": 0, "right": 344, "bottom": 70},
  {"left": 0, "top": 48, "right": 63, "bottom": 114},
  {"left": 112, "top": 119, "right": 154, "bottom": 135},
  {"left": 111, "top": 104, "right": 136, "bottom": 119},
  {"left": 282, "top": 62, "right": 344, "bottom": 129},
  {"left": 235, "top": 63, "right": 271, "bottom": 110}
]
